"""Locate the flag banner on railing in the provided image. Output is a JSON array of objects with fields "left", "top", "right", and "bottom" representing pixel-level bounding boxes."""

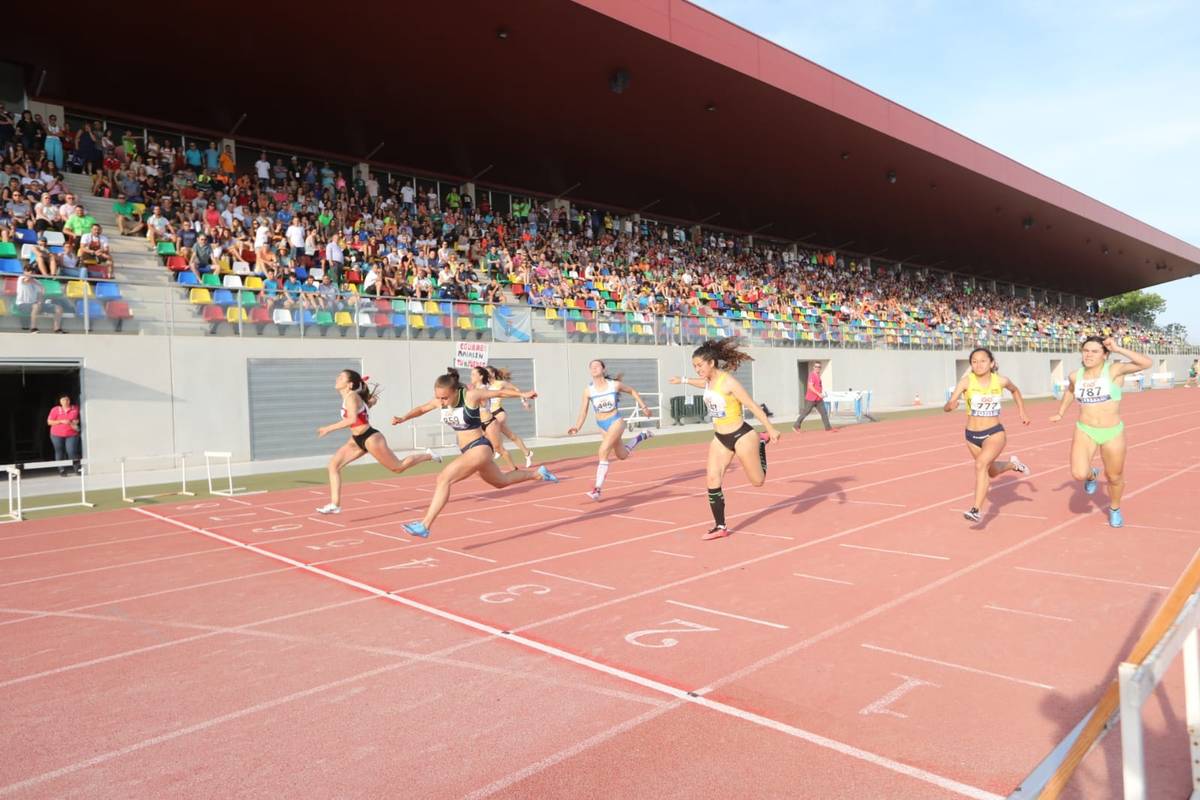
[
  {"left": 454, "top": 341, "right": 490, "bottom": 368},
  {"left": 493, "top": 306, "right": 532, "bottom": 343}
]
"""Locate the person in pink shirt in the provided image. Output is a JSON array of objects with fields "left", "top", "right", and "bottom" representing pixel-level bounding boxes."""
[
  {"left": 793, "top": 362, "right": 837, "bottom": 432},
  {"left": 46, "top": 394, "right": 81, "bottom": 475}
]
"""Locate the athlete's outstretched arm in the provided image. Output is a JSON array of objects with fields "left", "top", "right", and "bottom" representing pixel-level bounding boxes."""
[
  {"left": 1049, "top": 375, "right": 1076, "bottom": 422},
  {"left": 669, "top": 375, "right": 704, "bottom": 388},
  {"left": 943, "top": 376, "right": 968, "bottom": 412},
  {"left": 568, "top": 389, "right": 590, "bottom": 435},
  {"left": 392, "top": 398, "right": 439, "bottom": 426},
  {"left": 727, "top": 376, "right": 781, "bottom": 442},
  {"left": 319, "top": 390, "right": 361, "bottom": 437},
  {"left": 617, "top": 381, "right": 651, "bottom": 417}
]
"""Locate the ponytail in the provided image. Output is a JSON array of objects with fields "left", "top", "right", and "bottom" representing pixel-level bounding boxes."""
[
  {"left": 342, "top": 369, "right": 380, "bottom": 408},
  {"left": 692, "top": 337, "right": 753, "bottom": 371},
  {"left": 435, "top": 367, "right": 462, "bottom": 391},
  {"left": 490, "top": 365, "right": 512, "bottom": 382}
]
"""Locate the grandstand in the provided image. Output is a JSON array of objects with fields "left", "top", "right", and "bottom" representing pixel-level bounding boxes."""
[{"left": 3, "top": 2, "right": 1200, "bottom": 798}]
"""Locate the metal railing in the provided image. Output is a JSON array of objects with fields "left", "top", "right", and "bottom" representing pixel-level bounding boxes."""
[{"left": 2, "top": 272, "right": 1196, "bottom": 355}]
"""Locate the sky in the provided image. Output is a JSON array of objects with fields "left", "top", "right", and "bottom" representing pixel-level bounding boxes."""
[{"left": 694, "top": 0, "right": 1200, "bottom": 340}]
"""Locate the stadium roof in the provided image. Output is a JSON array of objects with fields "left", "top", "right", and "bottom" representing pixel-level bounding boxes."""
[{"left": 14, "top": 0, "right": 1200, "bottom": 296}]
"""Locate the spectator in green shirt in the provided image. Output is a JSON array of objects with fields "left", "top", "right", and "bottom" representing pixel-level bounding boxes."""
[
  {"left": 112, "top": 194, "right": 145, "bottom": 236},
  {"left": 62, "top": 206, "right": 96, "bottom": 244}
]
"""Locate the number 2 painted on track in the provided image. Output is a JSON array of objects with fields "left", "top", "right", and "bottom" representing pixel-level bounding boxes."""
[
  {"left": 251, "top": 523, "right": 302, "bottom": 534},
  {"left": 624, "top": 618, "right": 719, "bottom": 648},
  {"left": 479, "top": 584, "right": 551, "bottom": 604}
]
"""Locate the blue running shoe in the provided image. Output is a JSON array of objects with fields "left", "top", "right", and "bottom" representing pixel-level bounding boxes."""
[
  {"left": 1109, "top": 508, "right": 1124, "bottom": 528},
  {"left": 1084, "top": 467, "right": 1100, "bottom": 495},
  {"left": 537, "top": 465, "right": 559, "bottom": 483},
  {"left": 402, "top": 521, "right": 431, "bottom": 538}
]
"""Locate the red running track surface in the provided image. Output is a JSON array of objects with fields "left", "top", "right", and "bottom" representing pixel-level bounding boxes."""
[{"left": 2, "top": 389, "right": 1200, "bottom": 799}]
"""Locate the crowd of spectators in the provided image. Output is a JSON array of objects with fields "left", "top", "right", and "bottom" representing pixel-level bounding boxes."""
[{"left": 0, "top": 105, "right": 1189, "bottom": 350}]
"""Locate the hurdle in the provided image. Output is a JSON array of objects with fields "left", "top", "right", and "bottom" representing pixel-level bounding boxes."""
[
  {"left": 120, "top": 453, "right": 195, "bottom": 503},
  {"left": 1150, "top": 371, "right": 1175, "bottom": 390},
  {"left": 204, "top": 451, "right": 266, "bottom": 497},
  {"left": 0, "top": 461, "right": 95, "bottom": 523},
  {"left": 627, "top": 392, "right": 662, "bottom": 429}
]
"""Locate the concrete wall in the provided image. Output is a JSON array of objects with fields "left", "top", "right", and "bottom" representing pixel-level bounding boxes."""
[{"left": 2, "top": 332, "right": 1193, "bottom": 474}]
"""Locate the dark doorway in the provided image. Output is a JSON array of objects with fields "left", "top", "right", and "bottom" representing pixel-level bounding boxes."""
[{"left": 0, "top": 363, "right": 82, "bottom": 467}]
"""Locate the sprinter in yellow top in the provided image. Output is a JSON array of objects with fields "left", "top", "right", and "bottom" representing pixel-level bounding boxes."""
[{"left": 943, "top": 347, "right": 1030, "bottom": 524}]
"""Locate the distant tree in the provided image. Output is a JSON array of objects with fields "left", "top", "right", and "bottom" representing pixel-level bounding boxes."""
[
  {"left": 1101, "top": 290, "right": 1166, "bottom": 327},
  {"left": 1163, "top": 322, "right": 1189, "bottom": 341}
]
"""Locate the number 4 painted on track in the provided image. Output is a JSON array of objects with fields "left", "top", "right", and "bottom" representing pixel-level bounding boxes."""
[
  {"left": 380, "top": 557, "right": 439, "bottom": 570},
  {"left": 624, "top": 619, "right": 719, "bottom": 648}
]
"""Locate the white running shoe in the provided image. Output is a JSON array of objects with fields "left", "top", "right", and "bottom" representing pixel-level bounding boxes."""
[
  {"left": 316, "top": 503, "right": 341, "bottom": 515},
  {"left": 425, "top": 447, "right": 443, "bottom": 464},
  {"left": 493, "top": 450, "right": 501, "bottom": 460},
  {"left": 586, "top": 488, "right": 602, "bottom": 501},
  {"left": 1009, "top": 455, "right": 1030, "bottom": 475},
  {"left": 525, "top": 450, "right": 534, "bottom": 468}
]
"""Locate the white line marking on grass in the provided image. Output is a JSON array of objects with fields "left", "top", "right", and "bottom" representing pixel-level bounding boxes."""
[
  {"left": 984, "top": 604, "right": 1073, "bottom": 623},
  {"left": 530, "top": 570, "right": 616, "bottom": 591},
  {"left": 861, "top": 643, "right": 1053, "bottom": 690},
  {"left": 1013, "top": 566, "right": 1170, "bottom": 590},
  {"left": 650, "top": 550, "right": 694, "bottom": 559},
  {"left": 665, "top": 600, "right": 788, "bottom": 629},
  {"left": 435, "top": 547, "right": 497, "bottom": 564},
  {"left": 794, "top": 573, "right": 854, "bottom": 586},
  {"left": 840, "top": 543, "right": 949, "bottom": 561}
]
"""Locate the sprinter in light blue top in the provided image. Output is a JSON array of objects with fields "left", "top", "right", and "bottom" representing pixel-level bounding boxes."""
[{"left": 567, "top": 358, "right": 655, "bottom": 501}]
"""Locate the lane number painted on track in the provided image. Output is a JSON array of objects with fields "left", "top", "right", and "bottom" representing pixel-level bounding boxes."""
[
  {"left": 624, "top": 619, "right": 719, "bottom": 648},
  {"left": 209, "top": 512, "right": 259, "bottom": 522},
  {"left": 380, "top": 557, "right": 439, "bottom": 570},
  {"left": 304, "top": 538, "right": 364, "bottom": 551},
  {"left": 250, "top": 522, "right": 303, "bottom": 534},
  {"left": 175, "top": 502, "right": 219, "bottom": 511},
  {"left": 479, "top": 584, "right": 551, "bottom": 605}
]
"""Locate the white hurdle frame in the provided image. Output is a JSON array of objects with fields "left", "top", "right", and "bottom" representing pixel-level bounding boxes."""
[
  {"left": 0, "top": 461, "right": 95, "bottom": 522},
  {"left": 120, "top": 453, "right": 195, "bottom": 503},
  {"left": 203, "top": 451, "right": 266, "bottom": 497},
  {"left": 627, "top": 392, "right": 662, "bottom": 428},
  {"left": 1118, "top": 590, "right": 1200, "bottom": 799}
]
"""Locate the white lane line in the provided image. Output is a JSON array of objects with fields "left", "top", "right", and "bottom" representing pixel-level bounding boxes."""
[
  {"left": 972, "top": 510, "right": 1048, "bottom": 520},
  {"left": 352, "top": 498, "right": 371, "bottom": 505},
  {"left": 262, "top": 506, "right": 293, "bottom": 515},
  {"left": 308, "top": 490, "right": 325, "bottom": 496},
  {"left": 0, "top": 546, "right": 234, "bottom": 588},
  {"left": 840, "top": 543, "right": 949, "bottom": 561},
  {"left": 614, "top": 514, "right": 671, "bottom": 524},
  {"left": 665, "top": 600, "right": 788, "bottom": 629},
  {"left": 530, "top": 570, "right": 616, "bottom": 591},
  {"left": 794, "top": 572, "right": 855, "bottom": 586},
  {"left": 739, "top": 530, "right": 795, "bottom": 541},
  {"left": 547, "top": 532, "right": 581, "bottom": 540},
  {"left": 1013, "top": 566, "right": 1170, "bottom": 590},
  {"left": 861, "top": 643, "right": 1053, "bottom": 690},
  {"left": 224, "top": 497, "right": 254, "bottom": 506},
  {"left": 435, "top": 547, "right": 498, "bottom": 564},
  {"left": 840, "top": 499, "right": 907, "bottom": 507},
  {"left": 1123, "top": 523, "right": 1200, "bottom": 535},
  {"left": 465, "top": 518, "right": 493, "bottom": 525},
  {"left": 306, "top": 516, "right": 345, "bottom": 528},
  {"left": 365, "top": 530, "right": 409, "bottom": 543},
  {"left": 132, "top": 507, "right": 1002, "bottom": 800},
  {"left": 536, "top": 503, "right": 584, "bottom": 514},
  {"left": 0, "top": 530, "right": 183, "bottom": 561},
  {"left": 984, "top": 604, "right": 1073, "bottom": 623},
  {"left": 370, "top": 481, "right": 396, "bottom": 489},
  {"left": 650, "top": 550, "right": 694, "bottom": 559}
]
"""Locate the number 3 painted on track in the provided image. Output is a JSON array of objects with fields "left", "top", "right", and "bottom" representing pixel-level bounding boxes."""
[
  {"left": 479, "top": 584, "right": 552, "bottom": 604},
  {"left": 624, "top": 618, "right": 719, "bottom": 648}
]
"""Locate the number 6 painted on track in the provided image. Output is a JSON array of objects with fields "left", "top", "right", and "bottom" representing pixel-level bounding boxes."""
[
  {"left": 479, "top": 584, "right": 552, "bottom": 604},
  {"left": 624, "top": 618, "right": 719, "bottom": 648}
]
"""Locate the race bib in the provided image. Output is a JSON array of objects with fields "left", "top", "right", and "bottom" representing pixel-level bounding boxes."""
[
  {"left": 441, "top": 407, "right": 470, "bottom": 430},
  {"left": 1075, "top": 379, "right": 1110, "bottom": 404},
  {"left": 969, "top": 394, "right": 1001, "bottom": 417},
  {"left": 591, "top": 395, "right": 617, "bottom": 414},
  {"left": 704, "top": 395, "right": 727, "bottom": 419}
]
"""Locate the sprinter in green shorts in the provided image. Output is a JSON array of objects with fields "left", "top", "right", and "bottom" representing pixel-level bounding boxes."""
[{"left": 1049, "top": 336, "right": 1152, "bottom": 528}]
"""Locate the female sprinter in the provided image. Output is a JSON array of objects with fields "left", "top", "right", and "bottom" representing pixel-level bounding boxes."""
[
  {"left": 1049, "top": 336, "right": 1152, "bottom": 528},
  {"left": 472, "top": 365, "right": 535, "bottom": 470},
  {"left": 943, "top": 348, "right": 1031, "bottom": 523},
  {"left": 669, "top": 338, "right": 781, "bottom": 540},
  {"left": 316, "top": 370, "right": 438, "bottom": 514},
  {"left": 567, "top": 359, "right": 655, "bottom": 501},
  {"left": 391, "top": 367, "right": 558, "bottom": 538}
]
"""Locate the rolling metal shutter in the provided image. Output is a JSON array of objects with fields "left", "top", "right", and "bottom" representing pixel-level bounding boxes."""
[
  {"left": 248, "top": 358, "right": 361, "bottom": 460},
  {"left": 487, "top": 358, "right": 536, "bottom": 441}
]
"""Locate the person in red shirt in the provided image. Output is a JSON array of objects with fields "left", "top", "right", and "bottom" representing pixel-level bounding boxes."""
[
  {"left": 792, "top": 362, "right": 836, "bottom": 432},
  {"left": 46, "top": 394, "right": 82, "bottom": 475}
]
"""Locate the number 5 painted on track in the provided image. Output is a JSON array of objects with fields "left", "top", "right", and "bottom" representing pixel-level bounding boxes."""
[
  {"left": 624, "top": 618, "right": 719, "bottom": 648},
  {"left": 479, "top": 584, "right": 551, "bottom": 604}
]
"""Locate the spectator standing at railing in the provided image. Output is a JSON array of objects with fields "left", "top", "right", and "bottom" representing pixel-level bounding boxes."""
[{"left": 46, "top": 394, "right": 81, "bottom": 475}]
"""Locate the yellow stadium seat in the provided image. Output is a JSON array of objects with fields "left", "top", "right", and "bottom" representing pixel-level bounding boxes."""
[
  {"left": 66, "top": 281, "right": 93, "bottom": 299},
  {"left": 545, "top": 308, "right": 559, "bottom": 320},
  {"left": 410, "top": 315, "right": 425, "bottom": 329},
  {"left": 243, "top": 276, "right": 264, "bottom": 290},
  {"left": 334, "top": 311, "right": 353, "bottom": 327},
  {"left": 225, "top": 307, "right": 248, "bottom": 323},
  {"left": 189, "top": 288, "right": 212, "bottom": 305},
  {"left": 423, "top": 300, "right": 439, "bottom": 314},
  {"left": 457, "top": 317, "right": 472, "bottom": 330}
]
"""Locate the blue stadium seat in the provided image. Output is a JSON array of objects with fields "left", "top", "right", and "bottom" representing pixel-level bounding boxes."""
[{"left": 0, "top": 259, "right": 21, "bottom": 275}]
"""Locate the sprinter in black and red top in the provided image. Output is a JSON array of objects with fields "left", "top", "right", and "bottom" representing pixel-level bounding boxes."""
[{"left": 316, "top": 369, "right": 438, "bottom": 515}]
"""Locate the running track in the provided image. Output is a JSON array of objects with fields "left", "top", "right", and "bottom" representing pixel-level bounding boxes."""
[{"left": 2, "top": 390, "right": 1199, "bottom": 798}]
